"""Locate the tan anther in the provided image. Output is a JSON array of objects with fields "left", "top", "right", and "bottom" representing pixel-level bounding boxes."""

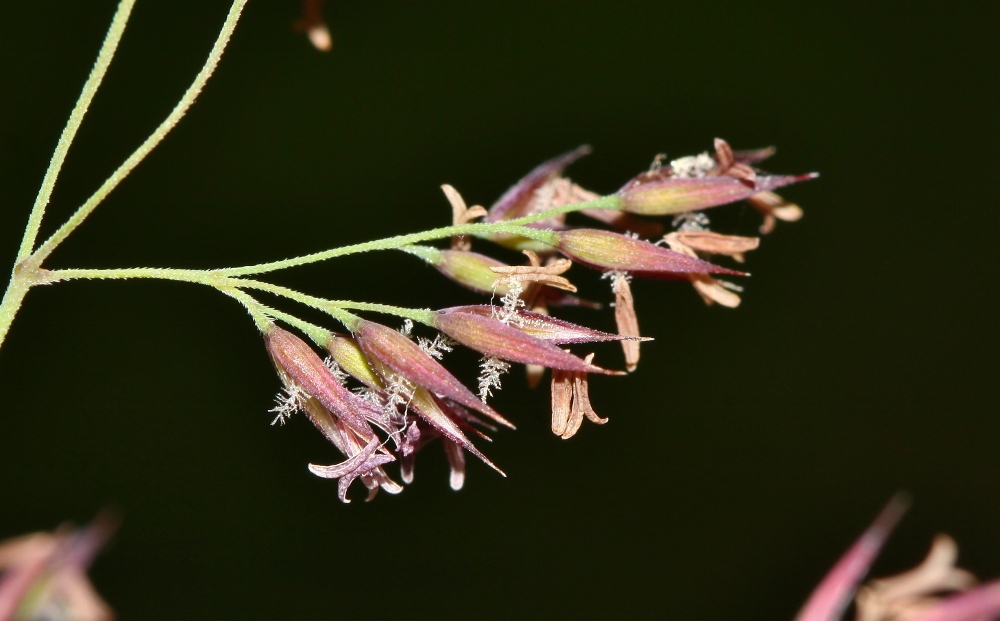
[
  {"left": 524, "top": 298, "right": 549, "bottom": 389},
  {"left": 521, "top": 276, "right": 551, "bottom": 388},
  {"left": 665, "top": 234, "right": 745, "bottom": 308},
  {"left": 306, "top": 23, "right": 333, "bottom": 51},
  {"left": 550, "top": 353, "right": 607, "bottom": 439},
  {"left": 747, "top": 190, "right": 803, "bottom": 234},
  {"left": 441, "top": 184, "right": 488, "bottom": 251},
  {"left": 664, "top": 231, "right": 760, "bottom": 263},
  {"left": 490, "top": 250, "right": 577, "bottom": 292},
  {"left": 555, "top": 178, "right": 600, "bottom": 205},
  {"left": 611, "top": 273, "right": 641, "bottom": 371},
  {"left": 295, "top": 0, "right": 333, "bottom": 51},
  {"left": 550, "top": 370, "right": 573, "bottom": 437},
  {"left": 856, "top": 535, "right": 978, "bottom": 621},
  {"left": 530, "top": 177, "right": 600, "bottom": 214},
  {"left": 525, "top": 362, "right": 546, "bottom": 389},
  {"left": 691, "top": 277, "right": 742, "bottom": 307},
  {"left": 714, "top": 138, "right": 757, "bottom": 182}
]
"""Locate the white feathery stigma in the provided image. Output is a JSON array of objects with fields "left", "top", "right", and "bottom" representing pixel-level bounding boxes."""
[
  {"left": 478, "top": 356, "right": 510, "bottom": 403},
  {"left": 417, "top": 333, "right": 454, "bottom": 360},
  {"left": 322, "top": 356, "right": 349, "bottom": 384},
  {"left": 492, "top": 279, "right": 526, "bottom": 326},
  {"left": 672, "top": 211, "right": 710, "bottom": 231},
  {"left": 269, "top": 383, "right": 309, "bottom": 426}
]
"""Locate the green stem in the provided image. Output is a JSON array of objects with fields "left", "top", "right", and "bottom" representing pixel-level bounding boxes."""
[
  {"left": 218, "top": 288, "right": 272, "bottom": 332},
  {"left": 16, "top": 0, "right": 136, "bottom": 263},
  {"left": 323, "top": 301, "right": 435, "bottom": 326},
  {"left": 222, "top": 288, "right": 332, "bottom": 346},
  {"left": 43, "top": 267, "right": 335, "bottom": 342},
  {"left": 0, "top": 271, "right": 32, "bottom": 350},
  {"left": 506, "top": 194, "right": 621, "bottom": 223},
  {"left": 14, "top": 192, "right": 620, "bottom": 348},
  {"left": 45, "top": 268, "right": 434, "bottom": 329},
  {"left": 30, "top": 0, "right": 249, "bottom": 266},
  {"left": 398, "top": 244, "right": 442, "bottom": 264},
  {"left": 45, "top": 267, "right": 218, "bottom": 286},
  {"left": 217, "top": 194, "right": 622, "bottom": 277},
  {"left": 219, "top": 222, "right": 554, "bottom": 278},
  {"left": 205, "top": 277, "right": 434, "bottom": 328},
  {"left": 226, "top": 279, "right": 361, "bottom": 329},
  {"left": 1, "top": 0, "right": 136, "bottom": 351},
  {"left": 0, "top": 0, "right": 247, "bottom": 354}
]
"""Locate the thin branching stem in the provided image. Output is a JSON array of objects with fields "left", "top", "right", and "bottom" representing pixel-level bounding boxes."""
[
  {"left": 34, "top": 194, "right": 624, "bottom": 342},
  {"left": 3, "top": 4, "right": 617, "bottom": 356},
  {"left": 0, "top": 0, "right": 248, "bottom": 352},
  {"left": 222, "top": 288, "right": 332, "bottom": 345},
  {"left": 46, "top": 268, "right": 436, "bottom": 328},
  {"left": 218, "top": 287, "right": 273, "bottom": 332},
  {"left": 1, "top": 0, "right": 138, "bottom": 350},
  {"left": 42, "top": 196, "right": 621, "bottom": 286},
  {"left": 216, "top": 194, "right": 621, "bottom": 277},
  {"left": 16, "top": 0, "right": 137, "bottom": 263},
  {"left": 44, "top": 193, "right": 621, "bottom": 284},
  {"left": 45, "top": 267, "right": 223, "bottom": 286},
  {"left": 30, "top": 0, "right": 249, "bottom": 266},
  {"left": 231, "top": 279, "right": 433, "bottom": 327},
  {"left": 322, "top": 301, "right": 435, "bottom": 324}
]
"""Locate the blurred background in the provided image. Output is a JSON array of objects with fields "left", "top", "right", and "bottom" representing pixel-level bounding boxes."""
[{"left": 0, "top": 0, "right": 997, "bottom": 618}]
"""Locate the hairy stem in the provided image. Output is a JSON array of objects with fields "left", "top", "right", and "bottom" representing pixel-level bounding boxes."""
[
  {"left": 324, "top": 301, "right": 436, "bottom": 325},
  {"left": 30, "top": 0, "right": 249, "bottom": 266},
  {"left": 16, "top": 0, "right": 136, "bottom": 263},
  {"left": 0, "top": 272, "right": 32, "bottom": 350},
  {"left": 217, "top": 194, "right": 622, "bottom": 277},
  {"left": 12, "top": 190, "right": 619, "bottom": 348},
  {"left": 219, "top": 222, "right": 556, "bottom": 278},
  {"left": 226, "top": 279, "right": 361, "bottom": 328},
  {"left": 45, "top": 267, "right": 220, "bottom": 286},
  {"left": 2, "top": 0, "right": 136, "bottom": 350},
  {"left": 0, "top": 1, "right": 248, "bottom": 354},
  {"left": 223, "top": 288, "right": 332, "bottom": 346},
  {"left": 232, "top": 279, "right": 432, "bottom": 327},
  {"left": 45, "top": 268, "right": 433, "bottom": 332}
]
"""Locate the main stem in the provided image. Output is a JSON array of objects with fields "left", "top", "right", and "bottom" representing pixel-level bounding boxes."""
[{"left": 0, "top": 272, "right": 31, "bottom": 349}]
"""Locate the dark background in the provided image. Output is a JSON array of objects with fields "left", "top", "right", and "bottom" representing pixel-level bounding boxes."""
[{"left": 1, "top": 1, "right": 997, "bottom": 619}]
